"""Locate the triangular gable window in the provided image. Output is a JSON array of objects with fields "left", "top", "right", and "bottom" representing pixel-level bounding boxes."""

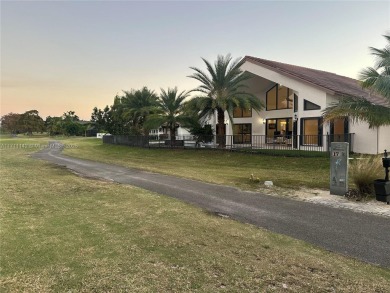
[{"left": 304, "top": 99, "right": 321, "bottom": 110}]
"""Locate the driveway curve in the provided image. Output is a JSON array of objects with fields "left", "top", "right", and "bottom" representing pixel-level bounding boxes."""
[{"left": 32, "top": 142, "right": 390, "bottom": 268}]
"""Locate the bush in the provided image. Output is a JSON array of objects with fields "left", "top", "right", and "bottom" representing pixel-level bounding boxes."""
[{"left": 349, "top": 156, "right": 383, "bottom": 196}]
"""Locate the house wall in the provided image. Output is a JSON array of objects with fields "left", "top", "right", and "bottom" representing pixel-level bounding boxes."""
[
  {"left": 228, "top": 62, "right": 330, "bottom": 138},
  {"left": 149, "top": 126, "right": 191, "bottom": 138},
  {"left": 224, "top": 61, "right": 387, "bottom": 154},
  {"left": 241, "top": 61, "right": 329, "bottom": 112},
  {"left": 350, "top": 123, "right": 390, "bottom": 155},
  {"left": 327, "top": 94, "right": 390, "bottom": 154},
  {"left": 378, "top": 125, "right": 390, "bottom": 154},
  {"left": 349, "top": 122, "right": 378, "bottom": 154},
  {"left": 176, "top": 127, "right": 191, "bottom": 137}
]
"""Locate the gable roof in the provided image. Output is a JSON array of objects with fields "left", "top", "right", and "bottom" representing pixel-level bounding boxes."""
[{"left": 243, "top": 56, "right": 389, "bottom": 107}]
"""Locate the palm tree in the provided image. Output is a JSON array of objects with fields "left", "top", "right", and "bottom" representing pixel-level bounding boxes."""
[
  {"left": 117, "top": 87, "right": 159, "bottom": 135},
  {"left": 188, "top": 54, "right": 263, "bottom": 146},
  {"left": 145, "top": 87, "right": 190, "bottom": 143},
  {"left": 323, "top": 34, "right": 390, "bottom": 127}
]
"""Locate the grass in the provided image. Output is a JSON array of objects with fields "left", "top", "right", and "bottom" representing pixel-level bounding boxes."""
[
  {"left": 1, "top": 136, "right": 390, "bottom": 292},
  {"left": 50, "top": 137, "right": 331, "bottom": 191},
  {"left": 349, "top": 155, "right": 383, "bottom": 195}
]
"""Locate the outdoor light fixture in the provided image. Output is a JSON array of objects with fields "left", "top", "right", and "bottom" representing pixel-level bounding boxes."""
[{"left": 294, "top": 113, "right": 298, "bottom": 121}]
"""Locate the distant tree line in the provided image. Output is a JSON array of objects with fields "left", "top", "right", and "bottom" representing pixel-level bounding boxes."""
[
  {"left": 0, "top": 110, "right": 91, "bottom": 136},
  {"left": 2, "top": 55, "right": 265, "bottom": 139}
]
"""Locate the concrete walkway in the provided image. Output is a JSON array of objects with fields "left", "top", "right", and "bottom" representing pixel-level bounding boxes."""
[
  {"left": 264, "top": 187, "right": 390, "bottom": 218},
  {"left": 32, "top": 143, "right": 390, "bottom": 268}
]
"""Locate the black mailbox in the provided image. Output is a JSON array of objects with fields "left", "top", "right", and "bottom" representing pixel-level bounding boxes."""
[
  {"left": 374, "top": 150, "right": 390, "bottom": 204},
  {"left": 383, "top": 156, "right": 390, "bottom": 169}
]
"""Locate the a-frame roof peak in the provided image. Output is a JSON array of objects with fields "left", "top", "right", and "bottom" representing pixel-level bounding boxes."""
[{"left": 243, "top": 56, "right": 389, "bottom": 106}]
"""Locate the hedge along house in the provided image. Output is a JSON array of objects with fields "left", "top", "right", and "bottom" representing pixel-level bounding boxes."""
[{"left": 220, "top": 56, "right": 390, "bottom": 154}]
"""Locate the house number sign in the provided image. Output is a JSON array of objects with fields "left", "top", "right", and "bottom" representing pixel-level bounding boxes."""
[{"left": 330, "top": 142, "right": 349, "bottom": 195}]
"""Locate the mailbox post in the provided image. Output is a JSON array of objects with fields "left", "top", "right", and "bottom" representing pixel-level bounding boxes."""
[{"left": 330, "top": 142, "right": 349, "bottom": 195}]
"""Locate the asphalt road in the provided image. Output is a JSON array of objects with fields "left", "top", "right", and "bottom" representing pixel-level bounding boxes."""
[{"left": 32, "top": 142, "right": 390, "bottom": 268}]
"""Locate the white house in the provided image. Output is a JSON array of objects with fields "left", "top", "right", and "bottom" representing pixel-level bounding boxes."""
[
  {"left": 218, "top": 56, "right": 390, "bottom": 154},
  {"left": 149, "top": 125, "right": 191, "bottom": 139}
]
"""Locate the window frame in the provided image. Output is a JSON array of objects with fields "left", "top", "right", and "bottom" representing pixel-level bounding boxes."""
[
  {"left": 232, "top": 123, "right": 252, "bottom": 144},
  {"left": 265, "top": 117, "right": 293, "bottom": 140},
  {"left": 233, "top": 107, "right": 252, "bottom": 118},
  {"left": 266, "top": 84, "right": 293, "bottom": 111},
  {"left": 293, "top": 94, "right": 298, "bottom": 112},
  {"left": 300, "top": 117, "right": 323, "bottom": 146},
  {"left": 303, "top": 99, "right": 321, "bottom": 111}
]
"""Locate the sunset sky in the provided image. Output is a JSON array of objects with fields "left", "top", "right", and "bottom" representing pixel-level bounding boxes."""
[{"left": 1, "top": 0, "right": 389, "bottom": 120}]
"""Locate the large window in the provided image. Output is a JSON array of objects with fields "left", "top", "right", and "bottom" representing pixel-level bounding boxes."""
[
  {"left": 301, "top": 118, "right": 322, "bottom": 146},
  {"left": 233, "top": 123, "right": 251, "bottom": 144},
  {"left": 266, "top": 85, "right": 293, "bottom": 110},
  {"left": 266, "top": 118, "right": 293, "bottom": 140},
  {"left": 233, "top": 107, "right": 252, "bottom": 118},
  {"left": 266, "top": 86, "right": 277, "bottom": 110}
]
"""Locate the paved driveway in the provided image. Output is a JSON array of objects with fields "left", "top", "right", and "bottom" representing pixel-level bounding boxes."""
[{"left": 32, "top": 143, "right": 390, "bottom": 268}]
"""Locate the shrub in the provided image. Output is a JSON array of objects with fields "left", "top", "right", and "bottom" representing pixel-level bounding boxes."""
[{"left": 349, "top": 156, "right": 383, "bottom": 196}]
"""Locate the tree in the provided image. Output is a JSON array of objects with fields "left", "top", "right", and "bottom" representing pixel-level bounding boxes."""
[
  {"left": 185, "top": 115, "right": 214, "bottom": 144},
  {"left": 45, "top": 116, "right": 63, "bottom": 136},
  {"left": 323, "top": 34, "right": 390, "bottom": 127},
  {"left": 145, "top": 87, "right": 190, "bottom": 142},
  {"left": 0, "top": 113, "right": 22, "bottom": 134},
  {"left": 118, "top": 87, "right": 159, "bottom": 135},
  {"left": 91, "top": 106, "right": 111, "bottom": 133},
  {"left": 62, "top": 111, "right": 80, "bottom": 122},
  {"left": 61, "top": 111, "right": 83, "bottom": 136},
  {"left": 18, "top": 110, "right": 45, "bottom": 135},
  {"left": 188, "top": 54, "right": 263, "bottom": 146}
]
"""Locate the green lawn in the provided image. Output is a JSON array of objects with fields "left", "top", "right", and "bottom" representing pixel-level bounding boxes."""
[
  {"left": 1, "top": 136, "right": 390, "bottom": 292},
  {"left": 57, "top": 137, "right": 331, "bottom": 191}
]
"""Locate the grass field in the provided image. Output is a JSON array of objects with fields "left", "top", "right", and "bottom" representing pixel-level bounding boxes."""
[
  {"left": 57, "top": 137, "right": 331, "bottom": 191},
  {"left": 1, "top": 136, "right": 390, "bottom": 292}
]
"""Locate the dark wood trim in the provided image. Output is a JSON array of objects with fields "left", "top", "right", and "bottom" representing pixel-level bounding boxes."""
[
  {"left": 266, "top": 84, "right": 293, "bottom": 111},
  {"left": 293, "top": 120, "right": 298, "bottom": 149},
  {"left": 233, "top": 107, "right": 252, "bottom": 118},
  {"left": 303, "top": 99, "right": 321, "bottom": 111},
  {"left": 265, "top": 117, "right": 293, "bottom": 138},
  {"left": 293, "top": 93, "right": 298, "bottom": 112},
  {"left": 233, "top": 123, "right": 252, "bottom": 144},
  {"left": 266, "top": 84, "right": 277, "bottom": 111},
  {"left": 300, "top": 117, "right": 323, "bottom": 146}
]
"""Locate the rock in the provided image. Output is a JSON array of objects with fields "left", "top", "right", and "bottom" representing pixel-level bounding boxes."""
[{"left": 264, "top": 181, "right": 273, "bottom": 186}]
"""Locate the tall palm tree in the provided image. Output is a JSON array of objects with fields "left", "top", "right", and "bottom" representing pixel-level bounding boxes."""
[
  {"left": 145, "top": 87, "right": 190, "bottom": 143},
  {"left": 188, "top": 54, "right": 263, "bottom": 146},
  {"left": 323, "top": 34, "right": 390, "bottom": 127}
]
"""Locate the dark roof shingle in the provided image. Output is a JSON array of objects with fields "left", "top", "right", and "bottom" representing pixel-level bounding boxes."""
[{"left": 244, "top": 56, "right": 389, "bottom": 106}]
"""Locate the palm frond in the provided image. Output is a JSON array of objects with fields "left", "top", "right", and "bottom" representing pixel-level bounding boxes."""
[
  {"left": 323, "top": 96, "right": 390, "bottom": 128},
  {"left": 188, "top": 54, "right": 264, "bottom": 127},
  {"left": 369, "top": 47, "right": 390, "bottom": 69}
]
